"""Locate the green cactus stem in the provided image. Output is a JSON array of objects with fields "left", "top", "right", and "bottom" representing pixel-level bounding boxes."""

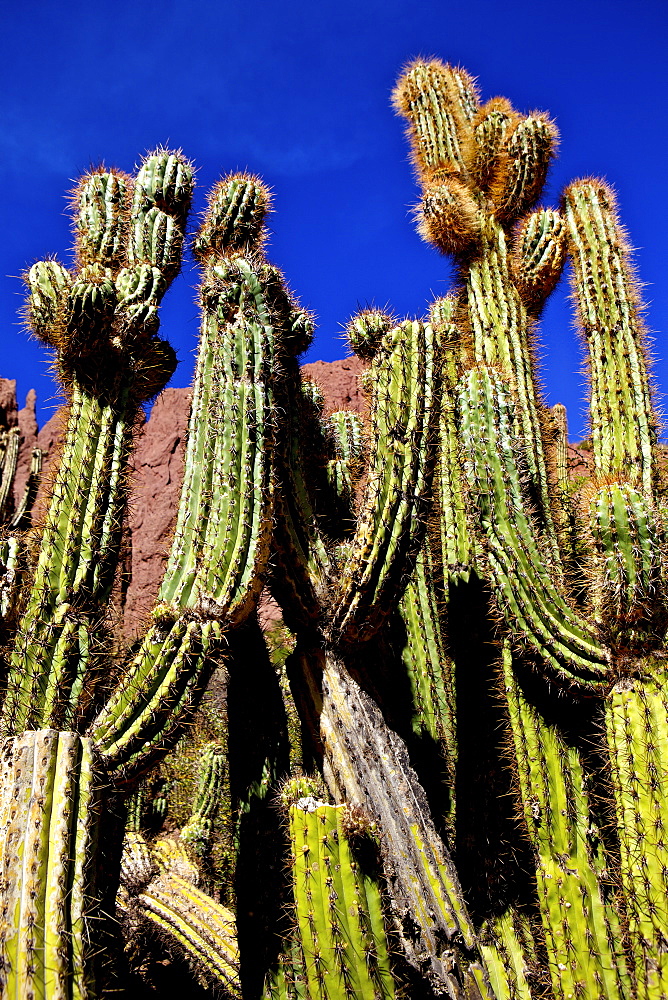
[
  {"left": 90, "top": 174, "right": 281, "bottom": 778},
  {"left": 137, "top": 873, "right": 241, "bottom": 995},
  {"left": 288, "top": 798, "right": 395, "bottom": 1000},
  {"left": 181, "top": 741, "right": 226, "bottom": 855},
  {"left": 503, "top": 647, "right": 630, "bottom": 1000},
  {"left": 329, "top": 318, "right": 436, "bottom": 643},
  {"left": 0, "top": 730, "right": 99, "bottom": 1000},
  {"left": 0, "top": 150, "right": 193, "bottom": 737},
  {"left": 459, "top": 364, "right": 609, "bottom": 688},
  {"left": 325, "top": 409, "right": 366, "bottom": 530},
  {"left": 118, "top": 829, "right": 241, "bottom": 995},
  {"left": 589, "top": 482, "right": 663, "bottom": 639},
  {"left": 563, "top": 181, "right": 656, "bottom": 493},
  {"left": 399, "top": 545, "right": 457, "bottom": 797},
  {"left": 479, "top": 910, "right": 541, "bottom": 1000},
  {"left": 429, "top": 295, "right": 475, "bottom": 581},
  {"left": 606, "top": 677, "right": 668, "bottom": 999}
]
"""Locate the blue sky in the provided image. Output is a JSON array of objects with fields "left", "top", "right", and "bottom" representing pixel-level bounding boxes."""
[{"left": 2, "top": 0, "right": 666, "bottom": 439}]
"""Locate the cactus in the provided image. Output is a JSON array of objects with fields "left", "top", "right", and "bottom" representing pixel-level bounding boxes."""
[
  {"left": 181, "top": 742, "right": 226, "bottom": 855},
  {"left": 2, "top": 57, "right": 668, "bottom": 1000},
  {"left": 272, "top": 795, "right": 396, "bottom": 1000},
  {"left": 390, "top": 56, "right": 668, "bottom": 1000},
  {"left": 118, "top": 827, "right": 241, "bottom": 995},
  {"left": 0, "top": 161, "right": 290, "bottom": 997}
]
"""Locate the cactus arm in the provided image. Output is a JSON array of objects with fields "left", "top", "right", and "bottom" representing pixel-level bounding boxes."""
[
  {"left": 399, "top": 546, "right": 457, "bottom": 788},
  {"left": 605, "top": 677, "right": 668, "bottom": 997},
  {"left": 429, "top": 297, "right": 475, "bottom": 580},
  {"left": 0, "top": 152, "right": 192, "bottom": 736},
  {"left": 325, "top": 409, "right": 366, "bottom": 527},
  {"left": 460, "top": 365, "right": 610, "bottom": 687},
  {"left": 134, "top": 874, "right": 241, "bottom": 995},
  {"left": 90, "top": 176, "right": 278, "bottom": 777},
  {"left": 118, "top": 828, "right": 241, "bottom": 997},
  {"left": 394, "top": 60, "right": 563, "bottom": 560},
  {"left": 391, "top": 59, "right": 479, "bottom": 180},
  {"left": 564, "top": 180, "right": 664, "bottom": 643},
  {"left": 491, "top": 114, "right": 557, "bottom": 222},
  {"left": 289, "top": 800, "right": 396, "bottom": 1000},
  {"left": 157, "top": 260, "right": 274, "bottom": 619},
  {"left": 564, "top": 180, "right": 656, "bottom": 492},
  {"left": 330, "top": 319, "right": 436, "bottom": 643},
  {"left": 466, "top": 219, "right": 560, "bottom": 549},
  {"left": 511, "top": 208, "right": 566, "bottom": 313},
  {"left": 479, "top": 911, "right": 540, "bottom": 1000},
  {"left": 503, "top": 649, "right": 631, "bottom": 1000},
  {"left": 0, "top": 730, "right": 99, "bottom": 1000},
  {"left": 271, "top": 363, "right": 335, "bottom": 627},
  {"left": 89, "top": 618, "right": 222, "bottom": 776},
  {"left": 589, "top": 482, "right": 663, "bottom": 638},
  {"left": 181, "top": 742, "right": 226, "bottom": 855}
]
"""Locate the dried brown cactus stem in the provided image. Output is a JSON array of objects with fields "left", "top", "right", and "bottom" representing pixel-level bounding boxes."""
[{"left": 287, "top": 643, "right": 492, "bottom": 997}]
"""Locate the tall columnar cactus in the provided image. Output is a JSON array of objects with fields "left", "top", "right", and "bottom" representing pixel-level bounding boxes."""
[
  {"left": 391, "top": 58, "right": 668, "bottom": 1000},
  {"left": 0, "top": 163, "right": 289, "bottom": 998},
  {"left": 269, "top": 308, "right": 499, "bottom": 994}
]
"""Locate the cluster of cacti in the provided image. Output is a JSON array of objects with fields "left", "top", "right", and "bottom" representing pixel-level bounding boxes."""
[{"left": 1, "top": 55, "right": 667, "bottom": 1000}]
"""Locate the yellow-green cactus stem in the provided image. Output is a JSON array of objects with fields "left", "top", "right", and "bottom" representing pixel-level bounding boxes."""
[
  {"left": 459, "top": 364, "right": 609, "bottom": 688},
  {"left": 606, "top": 677, "right": 668, "bottom": 998},
  {"left": 511, "top": 208, "right": 566, "bottom": 312},
  {"left": 90, "top": 174, "right": 281, "bottom": 777},
  {"left": 289, "top": 799, "right": 396, "bottom": 1000},
  {"left": 399, "top": 545, "right": 456, "bottom": 801},
  {"left": 479, "top": 910, "right": 542, "bottom": 1000},
  {"left": 564, "top": 180, "right": 656, "bottom": 494},
  {"left": 135, "top": 873, "right": 242, "bottom": 996},
  {"left": 0, "top": 730, "right": 99, "bottom": 1000},
  {"left": 429, "top": 294, "right": 474, "bottom": 579},
  {"left": 325, "top": 409, "right": 366, "bottom": 528},
  {"left": 589, "top": 482, "right": 663, "bottom": 640},
  {"left": 503, "top": 647, "right": 630, "bottom": 1000},
  {"left": 330, "top": 318, "right": 436, "bottom": 643},
  {"left": 1, "top": 150, "right": 193, "bottom": 737},
  {"left": 118, "top": 829, "right": 241, "bottom": 997}
]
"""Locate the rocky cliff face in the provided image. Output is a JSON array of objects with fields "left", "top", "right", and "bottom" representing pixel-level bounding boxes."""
[{"left": 8, "top": 357, "right": 366, "bottom": 634}]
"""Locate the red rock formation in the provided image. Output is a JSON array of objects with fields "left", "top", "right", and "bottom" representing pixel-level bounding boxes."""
[
  {"left": 125, "top": 388, "right": 190, "bottom": 634},
  {"left": 301, "top": 356, "right": 365, "bottom": 414}
]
